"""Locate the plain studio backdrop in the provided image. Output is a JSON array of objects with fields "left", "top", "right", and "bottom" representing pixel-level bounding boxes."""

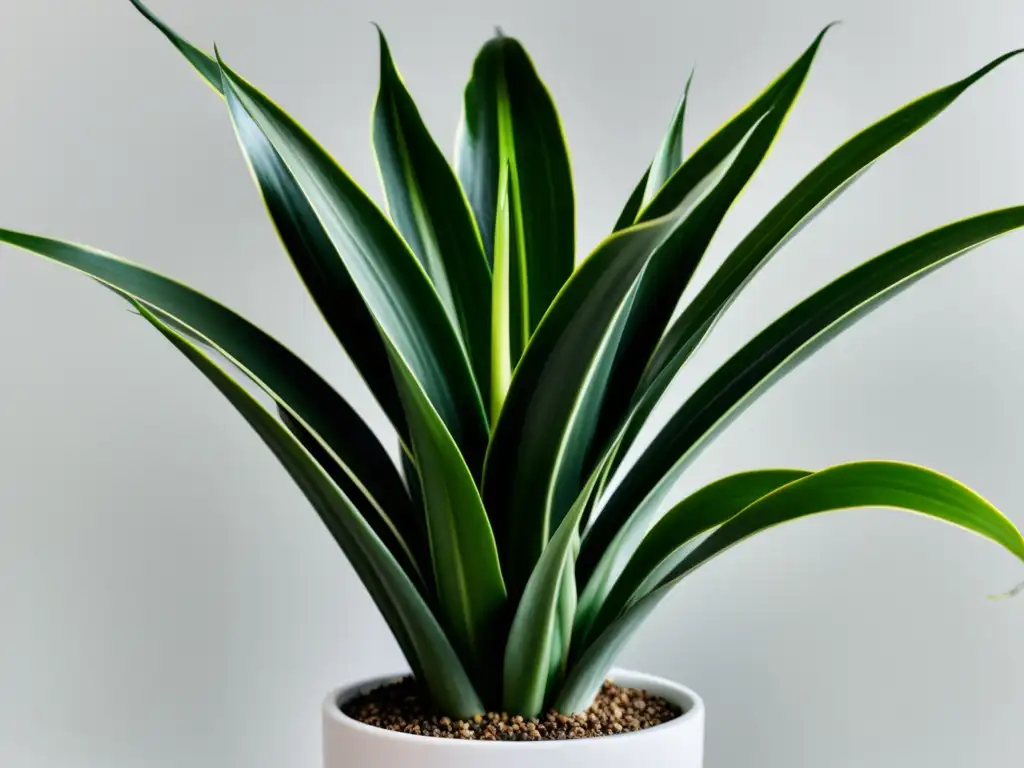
[{"left": 2, "top": 0, "right": 1024, "bottom": 766}]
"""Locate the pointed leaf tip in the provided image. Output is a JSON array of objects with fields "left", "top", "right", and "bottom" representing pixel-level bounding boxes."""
[{"left": 371, "top": 22, "right": 388, "bottom": 49}]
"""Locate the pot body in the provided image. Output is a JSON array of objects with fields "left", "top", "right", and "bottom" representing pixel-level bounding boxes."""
[{"left": 323, "top": 668, "right": 704, "bottom": 767}]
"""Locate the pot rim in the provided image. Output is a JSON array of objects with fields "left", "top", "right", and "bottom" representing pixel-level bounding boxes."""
[{"left": 323, "top": 667, "right": 704, "bottom": 750}]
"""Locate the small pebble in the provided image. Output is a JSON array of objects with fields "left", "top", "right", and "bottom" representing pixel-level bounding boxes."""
[{"left": 341, "top": 678, "right": 681, "bottom": 741}]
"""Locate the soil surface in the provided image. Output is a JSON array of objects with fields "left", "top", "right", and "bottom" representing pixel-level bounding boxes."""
[{"left": 342, "top": 677, "right": 681, "bottom": 741}]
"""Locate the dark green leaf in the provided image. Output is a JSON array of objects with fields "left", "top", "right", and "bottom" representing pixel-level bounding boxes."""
[
  {"left": 456, "top": 39, "right": 502, "bottom": 263},
  {"left": 578, "top": 207, "right": 1024, "bottom": 612},
  {"left": 457, "top": 34, "right": 574, "bottom": 342},
  {"left": 503, "top": 476, "right": 598, "bottom": 716},
  {"left": 560, "top": 461, "right": 1024, "bottom": 712},
  {"left": 388, "top": 349, "right": 506, "bottom": 693},
  {"left": 128, "top": 0, "right": 410, "bottom": 448},
  {"left": 133, "top": 301, "right": 485, "bottom": 717},
  {"left": 373, "top": 29, "right": 492, "bottom": 403},
  {"left": 128, "top": 0, "right": 221, "bottom": 89},
  {"left": 279, "top": 406, "right": 430, "bottom": 591},
  {"left": 0, "top": 230, "right": 421, "bottom": 571},
  {"left": 215, "top": 56, "right": 489, "bottom": 475}
]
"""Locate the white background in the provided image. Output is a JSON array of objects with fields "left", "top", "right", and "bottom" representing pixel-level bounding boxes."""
[{"left": 2, "top": 0, "right": 1023, "bottom": 765}]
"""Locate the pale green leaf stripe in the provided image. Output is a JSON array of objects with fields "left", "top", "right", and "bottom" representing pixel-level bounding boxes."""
[
  {"left": 496, "top": 56, "right": 531, "bottom": 366},
  {"left": 577, "top": 207, "right": 1024, "bottom": 621},
  {"left": 483, "top": 214, "right": 681, "bottom": 600},
  {"left": 641, "top": 70, "right": 693, "bottom": 208},
  {"left": 373, "top": 29, "right": 492, "bottom": 403},
  {"left": 490, "top": 161, "right": 515, "bottom": 420},
  {"left": 0, "top": 229, "right": 426, "bottom": 577},
  {"left": 576, "top": 469, "right": 809, "bottom": 649},
  {"left": 215, "top": 57, "right": 489, "bottom": 475},
  {"left": 388, "top": 344, "right": 506, "bottom": 692},
  {"left": 618, "top": 50, "right": 1024, "bottom": 474},
  {"left": 132, "top": 301, "right": 486, "bottom": 717},
  {"left": 558, "top": 461, "right": 1024, "bottom": 712},
  {"left": 127, "top": 0, "right": 410, "bottom": 447}
]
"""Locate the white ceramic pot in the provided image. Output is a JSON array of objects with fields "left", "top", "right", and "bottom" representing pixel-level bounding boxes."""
[{"left": 323, "top": 668, "right": 705, "bottom": 767}]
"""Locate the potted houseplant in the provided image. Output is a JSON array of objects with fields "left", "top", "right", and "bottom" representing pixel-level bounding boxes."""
[{"left": 4, "top": 2, "right": 1024, "bottom": 765}]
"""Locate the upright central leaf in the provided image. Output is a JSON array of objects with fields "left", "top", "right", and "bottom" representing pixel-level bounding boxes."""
[
  {"left": 373, "top": 30, "right": 493, "bottom": 408},
  {"left": 457, "top": 33, "right": 575, "bottom": 379}
]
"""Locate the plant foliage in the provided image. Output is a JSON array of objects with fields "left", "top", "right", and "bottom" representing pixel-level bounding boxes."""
[{"left": 4, "top": 2, "right": 1024, "bottom": 717}]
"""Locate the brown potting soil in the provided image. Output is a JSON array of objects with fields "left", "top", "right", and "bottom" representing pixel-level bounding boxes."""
[{"left": 341, "top": 677, "right": 681, "bottom": 741}]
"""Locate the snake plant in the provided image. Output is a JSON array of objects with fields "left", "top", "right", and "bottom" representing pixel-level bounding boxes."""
[{"left": 4, "top": 1, "right": 1024, "bottom": 719}]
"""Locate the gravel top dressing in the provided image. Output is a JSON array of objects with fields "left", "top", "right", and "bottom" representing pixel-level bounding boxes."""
[{"left": 342, "top": 678, "right": 682, "bottom": 741}]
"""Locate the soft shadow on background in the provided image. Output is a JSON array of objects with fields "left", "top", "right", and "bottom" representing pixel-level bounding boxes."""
[{"left": 2, "top": 1, "right": 1023, "bottom": 766}]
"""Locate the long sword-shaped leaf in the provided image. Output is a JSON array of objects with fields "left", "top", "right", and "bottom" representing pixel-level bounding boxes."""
[
  {"left": 607, "top": 50, "right": 1024, "bottom": 480},
  {"left": 127, "top": 0, "right": 410, "bottom": 444},
  {"left": 503, "top": 476, "right": 599, "bottom": 716},
  {"left": 578, "top": 207, "right": 1024, "bottom": 615},
  {"left": 586, "top": 28, "right": 830, "bottom": 473},
  {"left": 483, "top": 215, "right": 680, "bottom": 599},
  {"left": 559, "top": 461, "right": 1024, "bottom": 712},
  {"left": 456, "top": 34, "right": 574, "bottom": 345},
  {"left": 0, "top": 230, "right": 427, "bottom": 577},
  {"left": 387, "top": 346, "right": 506, "bottom": 696},
  {"left": 640, "top": 71, "right": 694, "bottom": 208},
  {"left": 549, "top": 535, "right": 579, "bottom": 694},
  {"left": 456, "top": 37, "right": 502, "bottom": 263},
  {"left": 215, "top": 56, "right": 489, "bottom": 475},
  {"left": 577, "top": 469, "right": 808, "bottom": 648},
  {"left": 373, "top": 29, "right": 492, "bottom": 402},
  {"left": 131, "top": 301, "right": 485, "bottom": 717}
]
